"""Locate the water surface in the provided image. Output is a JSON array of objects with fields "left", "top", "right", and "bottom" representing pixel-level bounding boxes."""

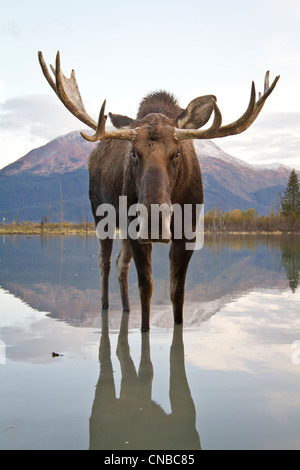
[{"left": 0, "top": 234, "right": 300, "bottom": 450}]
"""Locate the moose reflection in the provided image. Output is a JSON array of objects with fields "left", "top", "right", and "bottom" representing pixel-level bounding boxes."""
[{"left": 89, "top": 312, "right": 200, "bottom": 450}]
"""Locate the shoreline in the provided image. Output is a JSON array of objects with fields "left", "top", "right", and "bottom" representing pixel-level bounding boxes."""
[
  {"left": 0, "top": 223, "right": 95, "bottom": 236},
  {"left": 0, "top": 225, "right": 299, "bottom": 236}
]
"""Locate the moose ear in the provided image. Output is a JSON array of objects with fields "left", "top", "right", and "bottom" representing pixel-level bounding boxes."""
[
  {"left": 176, "top": 95, "right": 217, "bottom": 129},
  {"left": 108, "top": 112, "right": 135, "bottom": 129}
]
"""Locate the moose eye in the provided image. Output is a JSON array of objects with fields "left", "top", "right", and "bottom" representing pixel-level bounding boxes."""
[
  {"left": 131, "top": 150, "right": 141, "bottom": 160},
  {"left": 170, "top": 152, "right": 180, "bottom": 161}
]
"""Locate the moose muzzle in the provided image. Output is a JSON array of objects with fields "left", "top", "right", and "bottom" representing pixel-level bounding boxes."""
[{"left": 136, "top": 203, "right": 173, "bottom": 244}]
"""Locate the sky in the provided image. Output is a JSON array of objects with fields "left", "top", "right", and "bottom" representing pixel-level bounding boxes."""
[{"left": 0, "top": 0, "right": 299, "bottom": 171}]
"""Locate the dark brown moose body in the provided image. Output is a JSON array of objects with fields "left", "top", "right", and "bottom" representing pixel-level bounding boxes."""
[
  {"left": 89, "top": 101, "right": 203, "bottom": 331},
  {"left": 38, "top": 51, "right": 279, "bottom": 331}
]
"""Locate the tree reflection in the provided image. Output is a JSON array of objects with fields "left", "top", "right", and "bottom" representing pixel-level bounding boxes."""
[
  {"left": 89, "top": 311, "right": 201, "bottom": 450},
  {"left": 280, "top": 237, "right": 300, "bottom": 293}
]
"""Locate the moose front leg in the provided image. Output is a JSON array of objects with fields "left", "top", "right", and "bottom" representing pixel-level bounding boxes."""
[
  {"left": 169, "top": 240, "right": 194, "bottom": 324},
  {"left": 130, "top": 241, "right": 153, "bottom": 332}
]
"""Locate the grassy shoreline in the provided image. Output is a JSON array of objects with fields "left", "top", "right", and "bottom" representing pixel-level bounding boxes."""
[
  {"left": 0, "top": 222, "right": 96, "bottom": 235},
  {"left": 0, "top": 222, "right": 299, "bottom": 236}
]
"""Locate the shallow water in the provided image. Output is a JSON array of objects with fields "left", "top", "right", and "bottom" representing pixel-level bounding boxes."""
[{"left": 0, "top": 234, "right": 300, "bottom": 450}]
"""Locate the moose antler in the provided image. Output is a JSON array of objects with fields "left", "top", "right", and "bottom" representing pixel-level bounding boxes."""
[
  {"left": 174, "top": 71, "right": 280, "bottom": 140},
  {"left": 39, "top": 52, "right": 279, "bottom": 143},
  {"left": 38, "top": 51, "right": 136, "bottom": 141}
]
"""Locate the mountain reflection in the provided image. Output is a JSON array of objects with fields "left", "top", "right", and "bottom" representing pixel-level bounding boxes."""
[
  {"left": 0, "top": 234, "right": 299, "bottom": 329},
  {"left": 89, "top": 311, "right": 201, "bottom": 450}
]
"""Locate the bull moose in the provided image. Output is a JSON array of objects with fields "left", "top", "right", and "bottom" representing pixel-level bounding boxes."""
[{"left": 38, "top": 51, "right": 279, "bottom": 331}]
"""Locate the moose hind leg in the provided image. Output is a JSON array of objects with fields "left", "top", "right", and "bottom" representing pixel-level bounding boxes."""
[
  {"left": 116, "top": 238, "right": 133, "bottom": 311},
  {"left": 99, "top": 238, "right": 113, "bottom": 309}
]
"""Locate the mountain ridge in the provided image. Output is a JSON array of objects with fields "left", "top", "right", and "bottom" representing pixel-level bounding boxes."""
[
  {"left": 0, "top": 130, "right": 295, "bottom": 222},
  {"left": 1, "top": 131, "right": 95, "bottom": 176}
]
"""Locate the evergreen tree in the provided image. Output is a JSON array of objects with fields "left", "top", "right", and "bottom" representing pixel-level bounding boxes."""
[{"left": 280, "top": 169, "right": 300, "bottom": 216}]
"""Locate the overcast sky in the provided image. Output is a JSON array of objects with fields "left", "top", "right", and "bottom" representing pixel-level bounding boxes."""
[{"left": 0, "top": 0, "right": 299, "bottom": 170}]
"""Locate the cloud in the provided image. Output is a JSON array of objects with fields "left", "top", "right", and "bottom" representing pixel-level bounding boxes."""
[
  {"left": 1, "top": 94, "right": 299, "bottom": 172},
  {"left": 0, "top": 18, "right": 23, "bottom": 38},
  {"left": 0, "top": 94, "right": 90, "bottom": 169},
  {"left": 0, "top": 94, "right": 84, "bottom": 140},
  {"left": 219, "top": 112, "right": 300, "bottom": 170}
]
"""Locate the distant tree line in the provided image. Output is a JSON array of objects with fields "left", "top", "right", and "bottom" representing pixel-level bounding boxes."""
[
  {"left": 204, "top": 207, "right": 300, "bottom": 233},
  {"left": 205, "top": 169, "right": 300, "bottom": 233}
]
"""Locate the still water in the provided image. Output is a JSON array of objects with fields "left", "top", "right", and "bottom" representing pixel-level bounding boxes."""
[{"left": 0, "top": 234, "right": 300, "bottom": 450}]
